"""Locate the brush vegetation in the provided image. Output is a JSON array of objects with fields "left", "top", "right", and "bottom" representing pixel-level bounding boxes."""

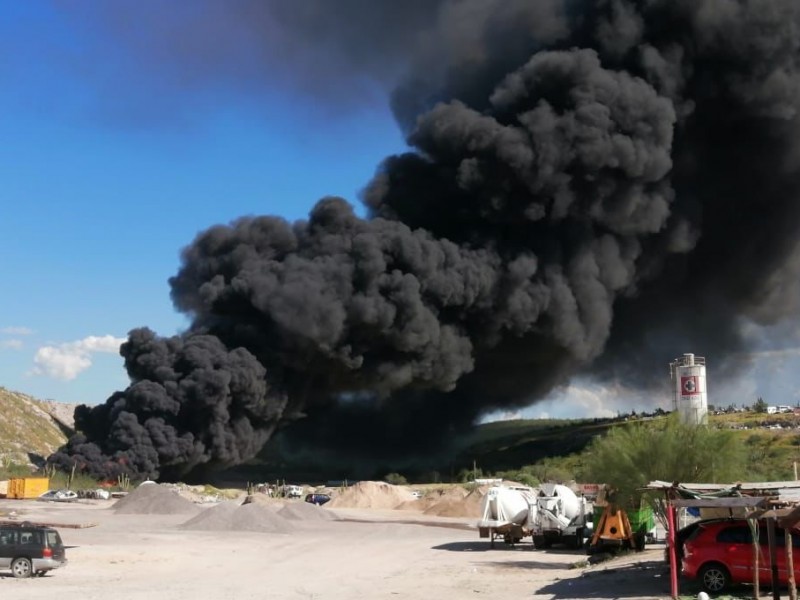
[
  {"left": 0, "top": 387, "right": 72, "bottom": 468},
  {"left": 3, "top": 385, "right": 800, "bottom": 494}
]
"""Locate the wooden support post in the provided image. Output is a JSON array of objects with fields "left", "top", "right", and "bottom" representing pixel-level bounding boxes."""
[
  {"left": 667, "top": 501, "right": 679, "bottom": 600},
  {"left": 787, "top": 528, "right": 797, "bottom": 600},
  {"left": 767, "top": 517, "right": 780, "bottom": 600}
]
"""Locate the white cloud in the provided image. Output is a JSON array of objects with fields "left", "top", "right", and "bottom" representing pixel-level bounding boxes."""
[
  {"left": 30, "top": 335, "right": 126, "bottom": 381},
  {"left": 1, "top": 326, "right": 33, "bottom": 335},
  {"left": 1, "top": 339, "right": 23, "bottom": 350},
  {"left": 479, "top": 409, "right": 523, "bottom": 423}
]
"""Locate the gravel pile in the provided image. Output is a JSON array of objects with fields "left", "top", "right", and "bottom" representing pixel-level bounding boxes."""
[
  {"left": 177, "top": 500, "right": 294, "bottom": 533},
  {"left": 278, "top": 502, "right": 338, "bottom": 521},
  {"left": 113, "top": 483, "right": 201, "bottom": 515}
]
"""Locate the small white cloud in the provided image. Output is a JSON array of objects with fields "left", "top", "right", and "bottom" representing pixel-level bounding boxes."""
[
  {"left": 30, "top": 334, "right": 126, "bottom": 381},
  {"left": 1, "top": 326, "right": 33, "bottom": 336},
  {"left": 1, "top": 339, "right": 23, "bottom": 350}
]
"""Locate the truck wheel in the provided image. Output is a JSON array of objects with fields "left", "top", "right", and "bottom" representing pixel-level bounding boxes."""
[
  {"left": 633, "top": 531, "right": 646, "bottom": 551},
  {"left": 11, "top": 557, "right": 32, "bottom": 578},
  {"left": 532, "top": 535, "right": 545, "bottom": 549},
  {"left": 574, "top": 528, "right": 584, "bottom": 550}
]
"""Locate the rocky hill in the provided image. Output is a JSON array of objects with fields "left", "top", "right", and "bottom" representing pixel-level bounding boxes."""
[{"left": 0, "top": 387, "right": 77, "bottom": 468}]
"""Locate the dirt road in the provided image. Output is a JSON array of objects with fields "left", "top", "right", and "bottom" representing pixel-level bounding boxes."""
[{"left": 0, "top": 499, "right": 674, "bottom": 600}]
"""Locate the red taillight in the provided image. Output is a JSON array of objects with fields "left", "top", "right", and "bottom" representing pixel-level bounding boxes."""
[{"left": 42, "top": 548, "right": 52, "bottom": 558}]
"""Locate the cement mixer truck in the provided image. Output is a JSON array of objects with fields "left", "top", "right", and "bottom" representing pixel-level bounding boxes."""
[
  {"left": 477, "top": 485, "right": 538, "bottom": 547},
  {"left": 478, "top": 483, "right": 592, "bottom": 549},
  {"left": 530, "top": 483, "right": 592, "bottom": 550}
]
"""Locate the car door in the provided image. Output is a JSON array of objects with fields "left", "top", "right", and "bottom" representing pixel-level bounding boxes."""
[
  {"left": 0, "top": 528, "right": 17, "bottom": 569},
  {"left": 20, "top": 529, "right": 43, "bottom": 559},
  {"left": 716, "top": 524, "right": 755, "bottom": 582},
  {"left": 764, "top": 527, "right": 800, "bottom": 584},
  {"left": 755, "top": 525, "right": 783, "bottom": 583}
]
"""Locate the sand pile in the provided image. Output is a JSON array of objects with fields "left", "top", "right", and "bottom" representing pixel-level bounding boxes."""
[
  {"left": 241, "top": 493, "right": 286, "bottom": 508},
  {"left": 423, "top": 487, "right": 487, "bottom": 518},
  {"left": 327, "top": 481, "right": 416, "bottom": 509},
  {"left": 279, "top": 502, "right": 338, "bottom": 522},
  {"left": 113, "top": 483, "right": 201, "bottom": 515},
  {"left": 395, "top": 486, "right": 467, "bottom": 511},
  {"left": 177, "top": 500, "right": 294, "bottom": 533}
]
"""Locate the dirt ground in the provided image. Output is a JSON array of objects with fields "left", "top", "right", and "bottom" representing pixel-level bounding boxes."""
[{"left": 0, "top": 497, "right": 680, "bottom": 600}]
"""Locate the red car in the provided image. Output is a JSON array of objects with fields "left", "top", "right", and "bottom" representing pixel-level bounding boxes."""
[{"left": 682, "top": 518, "right": 800, "bottom": 593}]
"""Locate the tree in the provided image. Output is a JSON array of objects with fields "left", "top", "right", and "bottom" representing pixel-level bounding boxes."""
[
  {"left": 579, "top": 415, "right": 747, "bottom": 508},
  {"left": 753, "top": 397, "right": 768, "bottom": 413},
  {"left": 383, "top": 472, "right": 408, "bottom": 485}
]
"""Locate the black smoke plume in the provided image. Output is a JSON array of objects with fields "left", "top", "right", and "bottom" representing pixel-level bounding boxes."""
[{"left": 50, "top": 0, "right": 800, "bottom": 480}]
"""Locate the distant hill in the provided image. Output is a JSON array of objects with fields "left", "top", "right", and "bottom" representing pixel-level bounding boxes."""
[
  {"left": 0, "top": 387, "right": 77, "bottom": 468},
  {"left": 4, "top": 385, "right": 798, "bottom": 485}
]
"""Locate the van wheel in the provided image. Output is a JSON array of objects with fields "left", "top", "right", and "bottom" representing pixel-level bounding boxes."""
[
  {"left": 11, "top": 557, "right": 32, "bottom": 578},
  {"left": 699, "top": 562, "right": 730, "bottom": 593}
]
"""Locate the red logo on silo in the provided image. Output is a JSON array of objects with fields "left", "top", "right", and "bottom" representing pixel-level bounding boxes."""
[{"left": 681, "top": 376, "right": 699, "bottom": 395}]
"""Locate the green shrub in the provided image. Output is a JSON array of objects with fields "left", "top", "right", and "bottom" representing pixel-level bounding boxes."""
[{"left": 384, "top": 472, "right": 408, "bottom": 485}]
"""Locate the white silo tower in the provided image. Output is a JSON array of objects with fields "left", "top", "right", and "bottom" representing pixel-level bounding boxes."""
[{"left": 669, "top": 353, "right": 708, "bottom": 425}]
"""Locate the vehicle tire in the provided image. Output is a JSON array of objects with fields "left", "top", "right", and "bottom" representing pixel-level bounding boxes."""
[
  {"left": 532, "top": 535, "right": 546, "bottom": 549},
  {"left": 699, "top": 562, "right": 730, "bottom": 593},
  {"left": 11, "top": 557, "right": 32, "bottom": 578},
  {"left": 633, "top": 531, "right": 647, "bottom": 551},
  {"left": 574, "top": 528, "right": 584, "bottom": 550}
]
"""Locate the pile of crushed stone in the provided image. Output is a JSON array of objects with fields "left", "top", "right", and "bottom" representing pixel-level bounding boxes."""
[
  {"left": 113, "top": 483, "right": 201, "bottom": 515},
  {"left": 177, "top": 500, "right": 294, "bottom": 533},
  {"left": 327, "top": 481, "right": 416, "bottom": 509},
  {"left": 278, "top": 502, "right": 338, "bottom": 521}
]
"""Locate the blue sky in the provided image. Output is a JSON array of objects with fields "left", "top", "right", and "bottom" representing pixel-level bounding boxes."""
[
  {"left": 2, "top": 2, "right": 799, "bottom": 420},
  {"left": 0, "top": 2, "right": 406, "bottom": 405}
]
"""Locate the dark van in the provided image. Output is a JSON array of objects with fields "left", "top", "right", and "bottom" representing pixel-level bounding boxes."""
[{"left": 0, "top": 522, "right": 67, "bottom": 577}]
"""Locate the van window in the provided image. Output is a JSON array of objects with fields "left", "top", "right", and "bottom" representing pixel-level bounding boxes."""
[
  {"left": 0, "top": 529, "right": 16, "bottom": 545},
  {"left": 46, "top": 531, "right": 62, "bottom": 547},
  {"left": 20, "top": 530, "right": 43, "bottom": 545}
]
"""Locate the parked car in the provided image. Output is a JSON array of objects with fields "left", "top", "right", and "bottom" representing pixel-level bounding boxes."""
[
  {"left": 37, "top": 489, "right": 78, "bottom": 502},
  {"left": 285, "top": 485, "right": 304, "bottom": 498},
  {"left": 669, "top": 519, "right": 708, "bottom": 563},
  {"left": 305, "top": 493, "right": 331, "bottom": 506},
  {"left": 0, "top": 522, "right": 67, "bottom": 578},
  {"left": 682, "top": 518, "right": 800, "bottom": 593}
]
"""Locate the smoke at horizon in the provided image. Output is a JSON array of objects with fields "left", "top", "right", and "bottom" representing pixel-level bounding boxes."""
[{"left": 50, "top": 0, "right": 800, "bottom": 481}]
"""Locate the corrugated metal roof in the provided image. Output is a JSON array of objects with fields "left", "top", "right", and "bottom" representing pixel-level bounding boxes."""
[{"left": 647, "top": 480, "right": 800, "bottom": 493}]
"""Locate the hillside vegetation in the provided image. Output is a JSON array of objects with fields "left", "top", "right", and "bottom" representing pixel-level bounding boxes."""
[
  {"left": 0, "top": 387, "right": 75, "bottom": 468},
  {"left": 3, "top": 384, "right": 800, "bottom": 489},
  {"left": 458, "top": 411, "right": 800, "bottom": 486}
]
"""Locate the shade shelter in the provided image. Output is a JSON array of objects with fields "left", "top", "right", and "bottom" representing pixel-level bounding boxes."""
[{"left": 646, "top": 480, "right": 800, "bottom": 600}]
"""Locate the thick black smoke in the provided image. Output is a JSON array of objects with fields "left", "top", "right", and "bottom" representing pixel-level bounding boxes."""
[{"left": 51, "top": 0, "right": 800, "bottom": 480}]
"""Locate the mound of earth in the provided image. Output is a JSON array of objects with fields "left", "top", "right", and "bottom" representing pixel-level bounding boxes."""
[
  {"left": 396, "top": 486, "right": 469, "bottom": 511},
  {"left": 278, "top": 502, "right": 338, "bottom": 521},
  {"left": 423, "top": 487, "right": 487, "bottom": 518},
  {"left": 177, "top": 500, "right": 294, "bottom": 533},
  {"left": 113, "top": 483, "right": 201, "bottom": 515},
  {"left": 327, "top": 481, "right": 416, "bottom": 509},
  {"left": 241, "top": 493, "right": 286, "bottom": 508}
]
